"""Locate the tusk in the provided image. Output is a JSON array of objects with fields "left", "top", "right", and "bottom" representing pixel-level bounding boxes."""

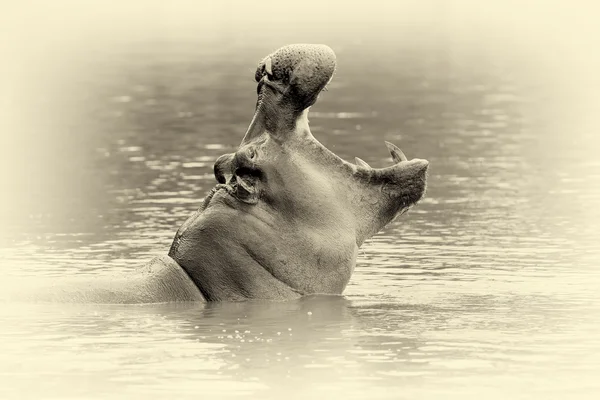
[
  {"left": 385, "top": 141, "right": 408, "bottom": 163},
  {"left": 355, "top": 157, "right": 370, "bottom": 168},
  {"left": 265, "top": 57, "right": 273, "bottom": 76}
]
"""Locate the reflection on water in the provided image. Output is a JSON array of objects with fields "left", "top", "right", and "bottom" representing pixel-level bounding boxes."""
[{"left": 1, "top": 19, "right": 600, "bottom": 400}]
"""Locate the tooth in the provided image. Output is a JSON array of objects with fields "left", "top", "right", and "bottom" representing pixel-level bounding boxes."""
[
  {"left": 265, "top": 57, "right": 273, "bottom": 76},
  {"left": 355, "top": 157, "right": 370, "bottom": 168},
  {"left": 385, "top": 141, "right": 408, "bottom": 163}
]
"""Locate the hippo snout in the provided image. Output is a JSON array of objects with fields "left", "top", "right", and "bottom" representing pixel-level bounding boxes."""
[{"left": 255, "top": 44, "right": 336, "bottom": 109}]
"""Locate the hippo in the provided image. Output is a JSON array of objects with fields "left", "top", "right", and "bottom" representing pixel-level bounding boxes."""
[{"left": 9, "top": 44, "right": 429, "bottom": 303}]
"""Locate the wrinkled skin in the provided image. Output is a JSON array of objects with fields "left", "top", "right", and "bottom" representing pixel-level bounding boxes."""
[
  {"left": 5, "top": 44, "right": 428, "bottom": 304},
  {"left": 167, "top": 44, "right": 429, "bottom": 301}
]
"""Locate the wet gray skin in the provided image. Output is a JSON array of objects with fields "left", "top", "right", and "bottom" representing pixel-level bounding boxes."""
[
  {"left": 167, "top": 44, "right": 430, "bottom": 301},
  {"left": 3, "top": 44, "right": 429, "bottom": 304}
]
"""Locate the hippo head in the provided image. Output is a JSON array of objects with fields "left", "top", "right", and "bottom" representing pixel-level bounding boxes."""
[{"left": 169, "top": 44, "right": 429, "bottom": 301}]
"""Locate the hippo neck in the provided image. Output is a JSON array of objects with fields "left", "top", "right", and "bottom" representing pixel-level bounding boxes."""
[{"left": 168, "top": 208, "right": 304, "bottom": 301}]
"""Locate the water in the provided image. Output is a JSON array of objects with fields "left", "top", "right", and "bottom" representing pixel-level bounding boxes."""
[{"left": 1, "top": 5, "right": 600, "bottom": 399}]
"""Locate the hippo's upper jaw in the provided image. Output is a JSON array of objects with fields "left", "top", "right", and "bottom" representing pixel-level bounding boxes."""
[{"left": 169, "top": 44, "right": 429, "bottom": 301}]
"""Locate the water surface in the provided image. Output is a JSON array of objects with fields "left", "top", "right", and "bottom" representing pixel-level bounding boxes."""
[{"left": 1, "top": 15, "right": 599, "bottom": 400}]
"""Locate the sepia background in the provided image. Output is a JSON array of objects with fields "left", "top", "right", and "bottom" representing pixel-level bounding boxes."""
[{"left": 1, "top": 1, "right": 599, "bottom": 399}]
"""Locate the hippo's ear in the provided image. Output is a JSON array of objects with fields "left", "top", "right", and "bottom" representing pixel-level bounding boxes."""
[{"left": 349, "top": 142, "right": 429, "bottom": 245}]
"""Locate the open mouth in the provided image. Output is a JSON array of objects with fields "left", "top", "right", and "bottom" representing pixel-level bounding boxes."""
[{"left": 202, "top": 44, "right": 428, "bottom": 223}]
